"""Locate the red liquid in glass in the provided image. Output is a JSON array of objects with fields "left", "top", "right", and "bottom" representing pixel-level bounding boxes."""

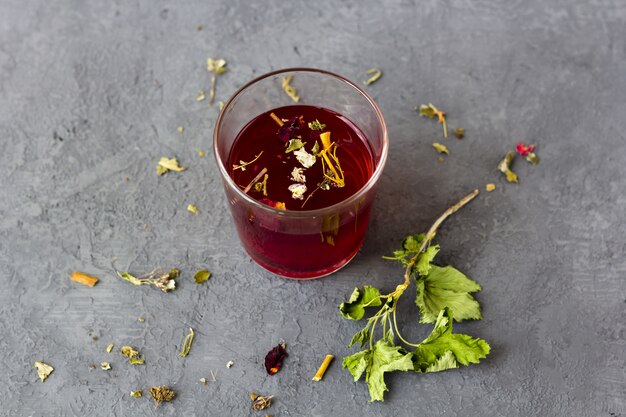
[{"left": 227, "top": 105, "right": 376, "bottom": 278}]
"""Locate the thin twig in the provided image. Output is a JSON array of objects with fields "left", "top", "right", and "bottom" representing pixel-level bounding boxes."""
[
  {"left": 270, "top": 112, "right": 284, "bottom": 126},
  {"left": 242, "top": 167, "right": 268, "bottom": 194},
  {"left": 209, "top": 73, "right": 216, "bottom": 105}
]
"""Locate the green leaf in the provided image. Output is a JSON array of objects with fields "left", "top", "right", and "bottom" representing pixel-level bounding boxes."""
[
  {"left": 402, "top": 234, "right": 426, "bottom": 253},
  {"left": 415, "top": 265, "right": 482, "bottom": 323},
  {"left": 344, "top": 338, "right": 414, "bottom": 402},
  {"left": 194, "top": 269, "right": 212, "bottom": 284},
  {"left": 413, "top": 307, "right": 490, "bottom": 373},
  {"left": 415, "top": 244, "right": 440, "bottom": 276},
  {"left": 285, "top": 139, "right": 306, "bottom": 153},
  {"left": 349, "top": 326, "right": 371, "bottom": 349},
  {"left": 340, "top": 286, "right": 382, "bottom": 320},
  {"left": 343, "top": 350, "right": 371, "bottom": 382},
  {"left": 116, "top": 271, "right": 145, "bottom": 286}
]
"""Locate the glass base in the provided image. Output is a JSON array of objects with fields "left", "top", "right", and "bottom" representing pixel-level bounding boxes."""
[{"left": 245, "top": 243, "right": 363, "bottom": 280}]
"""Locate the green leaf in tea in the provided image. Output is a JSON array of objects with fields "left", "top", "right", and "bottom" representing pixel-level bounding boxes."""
[
  {"left": 285, "top": 139, "right": 306, "bottom": 153},
  {"left": 308, "top": 120, "right": 326, "bottom": 131}
]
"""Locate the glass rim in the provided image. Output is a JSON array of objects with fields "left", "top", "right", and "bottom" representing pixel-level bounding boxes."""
[{"left": 213, "top": 67, "right": 389, "bottom": 218}]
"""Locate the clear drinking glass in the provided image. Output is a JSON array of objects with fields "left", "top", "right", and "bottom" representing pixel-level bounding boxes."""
[{"left": 213, "top": 68, "right": 388, "bottom": 279}]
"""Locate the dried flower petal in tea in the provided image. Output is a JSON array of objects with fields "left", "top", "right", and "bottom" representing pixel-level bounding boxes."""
[{"left": 432, "top": 143, "right": 449, "bottom": 154}]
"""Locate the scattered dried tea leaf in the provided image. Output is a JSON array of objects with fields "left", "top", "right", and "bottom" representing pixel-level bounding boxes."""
[
  {"left": 219, "top": 101, "right": 225, "bottom": 110},
  {"left": 187, "top": 204, "right": 199, "bottom": 215},
  {"left": 454, "top": 128, "right": 465, "bottom": 139},
  {"left": 149, "top": 386, "right": 175, "bottom": 408},
  {"left": 196, "top": 25, "right": 203, "bottom": 31},
  {"left": 308, "top": 120, "right": 326, "bottom": 131},
  {"left": 265, "top": 342, "right": 288, "bottom": 375},
  {"left": 282, "top": 75, "right": 300, "bottom": 102},
  {"left": 226, "top": 360, "right": 234, "bottom": 368},
  {"left": 364, "top": 68, "right": 382, "bottom": 85},
  {"left": 196, "top": 90, "right": 206, "bottom": 101},
  {"left": 70, "top": 271, "right": 99, "bottom": 287},
  {"left": 100, "top": 362, "right": 111, "bottom": 370},
  {"left": 106, "top": 343, "right": 114, "bottom": 353},
  {"left": 285, "top": 139, "right": 306, "bottom": 153},
  {"left": 419, "top": 103, "right": 448, "bottom": 138},
  {"left": 198, "top": 150, "right": 205, "bottom": 157},
  {"left": 290, "top": 167, "right": 306, "bottom": 183},
  {"left": 121, "top": 346, "right": 145, "bottom": 365},
  {"left": 199, "top": 377, "right": 207, "bottom": 384},
  {"left": 194, "top": 269, "right": 212, "bottom": 284},
  {"left": 498, "top": 151, "right": 519, "bottom": 183},
  {"left": 233, "top": 151, "right": 263, "bottom": 171},
  {"left": 294, "top": 148, "right": 316, "bottom": 168},
  {"left": 288, "top": 183, "right": 307, "bottom": 200},
  {"left": 312, "top": 354, "right": 335, "bottom": 381},
  {"left": 207, "top": 58, "right": 227, "bottom": 105},
  {"left": 157, "top": 157, "right": 187, "bottom": 176},
  {"left": 34, "top": 361, "right": 53, "bottom": 382},
  {"left": 432, "top": 143, "right": 449, "bottom": 154},
  {"left": 485, "top": 183, "right": 496, "bottom": 192},
  {"left": 250, "top": 392, "right": 273, "bottom": 411},
  {"left": 116, "top": 269, "right": 179, "bottom": 292},
  {"left": 207, "top": 58, "right": 227, "bottom": 75},
  {"left": 177, "top": 126, "right": 184, "bottom": 133},
  {"left": 130, "top": 390, "right": 142, "bottom": 397},
  {"left": 526, "top": 152, "right": 540, "bottom": 164},
  {"left": 210, "top": 369, "right": 218, "bottom": 381},
  {"left": 138, "top": 317, "right": 145, "bottom": 323},
  {"left": 178, "top": 328, "right": 195, "bottom": 358}
]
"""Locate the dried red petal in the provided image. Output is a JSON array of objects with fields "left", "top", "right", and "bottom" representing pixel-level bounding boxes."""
[
  {"left": 277, "top": 116, "right": 305, "bottom": 142},
  {"left": 264, "top": 342, "right": 287, "bottom": 375},
  {"left": 516, "top": 142, "right": 536, "bottom": 156}
]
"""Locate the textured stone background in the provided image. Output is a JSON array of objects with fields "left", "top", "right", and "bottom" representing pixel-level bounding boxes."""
[{"left": 0, "top": 0, "right": 625, "bottom": 416}]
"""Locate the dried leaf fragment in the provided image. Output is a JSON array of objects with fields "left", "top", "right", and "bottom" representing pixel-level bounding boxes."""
[
  {"left": 282, "top": 75, "right": 300, "bottom": 102},
  {"left": 70, "top": 271, "right": 99, "bottom": 287},
  {"left": 194, "top": 269, "right": 212, "bottom": 284},
  {"left": 100, "top": 362, "right": 111, "bottom": 370},
  {"left": 308, "top": 120, "right": 326, "bottom": 131},
  {"left": 187, "top": 204, "right": 199, "bottom": 215},
  {"left": 196, "top": 90, "right": 206, "bottom": 101},
  {"left": 432, "top": 143, "right": 449, "bottom": 154},
  {"left": 121, "top": 346, "right": 145, "bottom": 365},
  {"left": 178, "top": 328, "right": 195, "bottom": 357},
  {"left": 498, "top": 151, "right": 519, "bottom": 183},
  {"left": 364, "top": 68, "right": 382, "bottom": 85},
  {"left": 116, "top": 269, "right": 178, "bottom": 292},
  {"left": 526, "top": 152, "right": 540, "bottom": 165},
  {"left": 285, "top": 139, "right": 306, "bottom": 153},
  {"left": 149, "top": 386, "right": 175, "bottom": 408},
  {"left": 226, "top": 360, "right": 234, "bottom": 368},
  {"left": 34, "top": 361, "right": 53, "bottom": 382},
  {"left": 157, "top": 157, "right": 187, "bottom": 176},
  {"left": 454, "top": 128, "right": 465, "bottom": 139},
  {"left": 198, "top": 150, "right": 205, "bottom": 157},
  {"left": 419, "top": 103, "right": 448, "bottom": 138},
  {"left": 207, "top": 58, "right": 227, "bottom": 75},
  {"left": 199, "top": 377, "right": 207, "bottom": 384},
  {"left": 485, "top": 183, "right": 496, "bottom": 192},
  {"left": 130, "top": 390, "right": 142, "bottom": 397},
  {"left": 177, "top": 126, "right": 184, "bottom": 133},
  {"left": 264, "top": 342, "right": 288, "bottom": 375},
  {"left": 106, "top": 343, "right": 114, "bottom": 353},
  {"left": 250, "top": 392, "right": 273, "bottom": 411},
  {"left": 312, "top": 354, "right": 335, "bottom": 381}
]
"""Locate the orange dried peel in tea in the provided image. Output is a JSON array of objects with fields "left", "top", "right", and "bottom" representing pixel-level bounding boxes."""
[{"left": 70, "top": 271, "right": 98, "bottom": 287}]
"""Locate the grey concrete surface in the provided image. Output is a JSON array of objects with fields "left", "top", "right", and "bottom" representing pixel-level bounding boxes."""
[{"left": 1, "top": 0, "right": 625, "bottom": 415}]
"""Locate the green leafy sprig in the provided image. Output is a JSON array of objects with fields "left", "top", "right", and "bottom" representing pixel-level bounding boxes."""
[{"left": 340, "top": 190, "right": 490, "bottom": 402}]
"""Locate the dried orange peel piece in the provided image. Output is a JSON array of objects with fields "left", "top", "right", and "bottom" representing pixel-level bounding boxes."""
[{"left": 70, "top": 271, "right": 99, "bottom": 287}]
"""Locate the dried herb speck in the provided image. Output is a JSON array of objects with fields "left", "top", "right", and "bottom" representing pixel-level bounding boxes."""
[
  {"left": 498, "top": 151, "right": 519, "bottom": 183},
  {"left": 33, "top": 361, "right": 53, "bottom": 382},
  {"left": 149, "top": 386, "right": 175, "bottom": 408},
  {"left": 419, "top": 103, "right": 448, "bottom": 138},
  {"left": 364, "top": 68, "right": 382, "bottom": 85},
  {"left": 178, "top": 328, "right": 195, "bottom": 358},
  {"left": 250, "top": 392, "right": 273, "bottom": 411},
  {"left": 454, "top": 128, "right": 465, "bottom": 139}
]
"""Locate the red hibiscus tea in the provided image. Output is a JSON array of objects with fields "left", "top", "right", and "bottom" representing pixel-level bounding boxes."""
[{"left": 214, "top": 69, "right": 388, "bottom": 279}]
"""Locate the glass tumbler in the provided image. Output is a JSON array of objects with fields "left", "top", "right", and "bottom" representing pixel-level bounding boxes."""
[{"left": 214, "top": 68, "right": 388, "bottom": 279}]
